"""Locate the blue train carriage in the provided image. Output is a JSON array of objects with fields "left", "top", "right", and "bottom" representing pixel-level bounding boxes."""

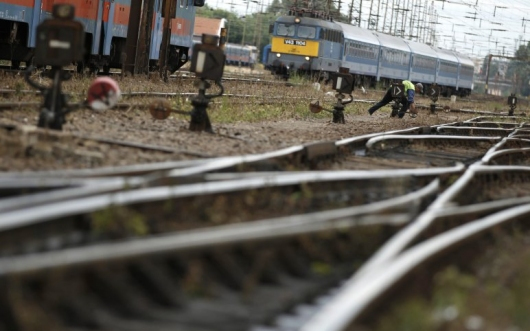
[
  {"left": 0, "top": 0, "right": 199, "bottom": 72},
  {"left": 404, "top": 39, "right": 438, "bottom": 92},
  {"left": 266, "top": 13, "right": 343, "bottom": 79},
  {"left": 0, "top": 0, "right": 103, "bottom": 69},
  {"left": 225, "top": 44, "right": 258, "bottom": 68},
  {"left": 453, "top": 51, "right": 474, "bottom": 96},
  {"left": 336, "top": 22, "right": 380, "bottom": 88},
  {"left": 0, "top": 0, "right": 38, "bottom": 67},
  {"left": 148, "top": 0, "right": 198, "bottom": 73},
  {"left": 433, "top": 47, "right": 460, "bottom": 97},
  {"left": 91, "top": 0, "right": 198, "bottom": 73},
  {"left": 371, "top": 31, "right": 411, "bottom": 85}
]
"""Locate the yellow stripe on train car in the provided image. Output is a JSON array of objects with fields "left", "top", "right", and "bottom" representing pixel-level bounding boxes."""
[{"left": 271, "top": 37, "right": 319, "bottom": 57}]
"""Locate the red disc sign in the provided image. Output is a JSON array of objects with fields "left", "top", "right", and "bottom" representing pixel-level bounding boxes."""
[{"left": 87, "top": 77, "right": 121, "bottom": 111}]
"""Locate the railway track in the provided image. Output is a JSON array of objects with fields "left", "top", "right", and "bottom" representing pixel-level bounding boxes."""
[{"left": 2, "top": 114, "right": 530, "bottom": 330}]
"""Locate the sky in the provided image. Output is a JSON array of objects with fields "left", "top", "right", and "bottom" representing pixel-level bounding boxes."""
[{"left": 206, "top": 0, "right": 530, "bottom": 60}]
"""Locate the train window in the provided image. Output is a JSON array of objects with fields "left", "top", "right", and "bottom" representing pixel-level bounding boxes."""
[
  {"left": 413, "top": 56, "right": 436, "bottom": 69},
  {"left": 460, "top": 66, "right": 473, "bottom": 77},
  {"left": 277, "top": 24, "right": 295, "bottom": 37},
  {"left": 440, "top": 62, "right": 458, "bottom": 74},
  {"left": 382, "top": 49, "right": 408, "bottom": 66},
  {"left": 346, "top": 42, "right": 377, "bottom": 60},
  {"left": 298, "top": 26, "right": 316, "bottom": 39}
]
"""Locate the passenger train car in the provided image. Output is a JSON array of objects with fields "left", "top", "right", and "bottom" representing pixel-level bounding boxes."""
[
  {"left": 191, "top": 40, "right": 258, "bottom": 68},
  {"left": 0, "top": 0, "right": 203, "bottom": 73},
  {"left": 224, "top": 44, "right": 258, "bottom": 68},
  {"left": 264, "top": 9, "right": 474, "bottom": 96}
]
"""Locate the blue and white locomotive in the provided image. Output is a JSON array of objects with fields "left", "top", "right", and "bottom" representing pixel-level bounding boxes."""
[
  {"left": 264, "top": 8, "right": 474, "bottom": 96},
  {"left": 267, "top": 12, "right": 343, "bottom": 79}
]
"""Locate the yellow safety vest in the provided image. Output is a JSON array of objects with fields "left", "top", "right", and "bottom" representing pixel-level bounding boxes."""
[{"left": 402, "top": 80, "right": 415, "bottom": 91}]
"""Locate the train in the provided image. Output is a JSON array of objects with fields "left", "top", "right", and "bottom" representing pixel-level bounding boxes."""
[
  {"left": 0, "top": 0, "right": 204, "bottom": 73},
  {"left": 263, "top": 8, "right": 475, "bottom": 97},
  {"left": 224, "top": 43, "right": 258, "bottom": 68},
  {"left": 190, "top": 40, "right": 259, "bottom": 68}
]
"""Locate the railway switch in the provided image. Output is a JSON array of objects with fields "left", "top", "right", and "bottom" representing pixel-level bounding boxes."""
[
  {"left": 429, "top": 84, "right": 441, "bottom": 114},
  {"left": 149, "top": 34, "right": 225, "bottom": 133},
  {"left": 309, "top": 70, "right": 354, "bottom": 123},
  {"left": 24, "top": 4, "right": 87, "bottom": 130},
  {"left": 312, "top": 68, "right": 354, "bottom": 123},
  {"left": 508, "top": 94, "right": 517, "bottom": 116}
]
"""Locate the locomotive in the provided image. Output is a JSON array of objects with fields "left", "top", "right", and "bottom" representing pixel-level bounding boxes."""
[
  {"left": 0, "top": 0, "right": 204, "bottom": 73},
  {"left": 264, "top": 8, "right": 475, "bottom": 97}
]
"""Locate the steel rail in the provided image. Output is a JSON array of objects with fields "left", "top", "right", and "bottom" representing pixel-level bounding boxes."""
[
  {"left": 0, "top": 165, "right": 463, "bottom": 214},
  {"left": 202, "top": 165, "right": 465, "bottom": 181},
  {"left": 0, "top": 177, "right": 91, "bottom": 188},
  {"left": 365, "top": 134, "right": 501, "bottom": 149},
  {"left": 482, "top": 147, "right": 530, "bottom": 164},
  {"left": 333, "top": 164, "right": 530, "bottom": 284},
  {"left": 335, "top": 127, "right": 429, "bottom": 147},
  {"left": 0, "top": 167, "right": 457, "bottom": 232},
  {"left": 436, "top": 126, "right": 515, "bottom": 136},
  {"left": 0, "top": 159, "right": 209, "bottom": 178},
  {"left": 0, "top": 177, "right": 144, "bottom": 213},
  {"left": 0, "top": 178, "right": 439, "bottom": 277},
  {"left": 300, "top": 203, "right": 530, "bottom": 331},
  {"left": 465, "top": 116, "right": 527, "bottom": 123},
  {"left": 480, "top": 136, "right": 513, "bottom": 159}
]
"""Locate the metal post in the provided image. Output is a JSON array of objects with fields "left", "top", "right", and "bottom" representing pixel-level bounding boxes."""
[
  {"left": 358, "top": 0, "right": 363, "bottom": 27},
  {"left": 242, "top": 0, "right": 251, "bottom": 46},
  {"left": 124, "top": 0, "right": 153, "bottom": 75},
  {"left": 159, "top": 0, "right": 177, "bottom": 80},
  {"left": 189, "top": 80, "right": 214, "bottom": 133},
  {"left": 485, "top": 54, "right": 492, "bottom": 94}
]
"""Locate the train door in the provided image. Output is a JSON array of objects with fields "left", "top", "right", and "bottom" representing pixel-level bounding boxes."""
[
  {"left": 149, "top": 0, "right": 163, "bottom": 61},
  {"left": 455, "top": 63, "right": 461, "bottom": 91},
  {"left": 101, "top": 0, "right": 116, "bottom": 57},
  {"left": 91, "top": 0, "right": 104, "bottom": 56},
  {"left": 166, "top": 0, "right": 196, "bottom": 72},
  {"left": 376, "top": 48, "right": 383, "bottom": 82},
  {"left": 434, "top": 59, "right": 440, "bottom": 85},
  {"left": 29, "top": 0, "right": 45, "bottom": 47},
  {"left": 409, "top": 54, "right": 414, "bottom": 79}
]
